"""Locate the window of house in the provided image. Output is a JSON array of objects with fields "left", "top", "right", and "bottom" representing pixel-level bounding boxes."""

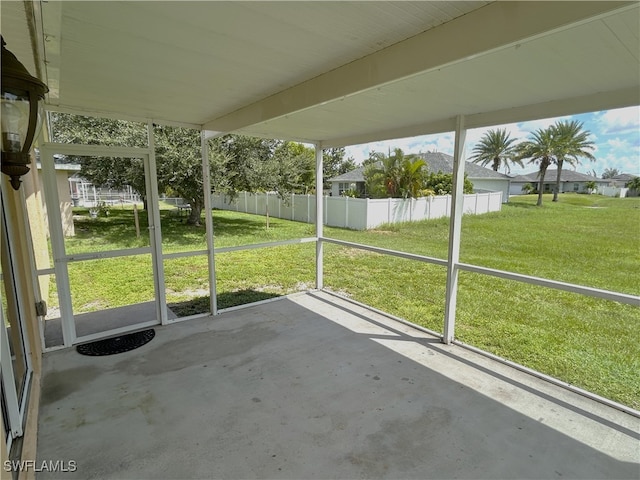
[{"left": 338, "top": 182, "right": 354, "bottom": 195}]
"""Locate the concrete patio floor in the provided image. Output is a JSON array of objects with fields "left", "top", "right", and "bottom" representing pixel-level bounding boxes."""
[
  {"left": 36, "top": 291, "right": 639, "bottom": 479},
  {"left": 43, "top": 301, "right": 178, "bottom": 348}
]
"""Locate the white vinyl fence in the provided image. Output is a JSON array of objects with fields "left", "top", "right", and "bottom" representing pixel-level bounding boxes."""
[
  {"left": 599, "top": 186, "right": 629, "bottom": 198},
  {"left": 212, "top": 191, "right": 502, "bottom": 230}
]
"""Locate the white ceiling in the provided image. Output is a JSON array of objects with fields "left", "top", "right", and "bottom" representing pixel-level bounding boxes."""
[{"left": 2, "top": 1, "right": 638, "bottom": 146}]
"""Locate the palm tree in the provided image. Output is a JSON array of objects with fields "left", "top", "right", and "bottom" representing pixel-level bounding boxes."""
[
  {"left": 368, "top": 148, "right": 403, "bottom": 197},
  {"left": 399, "top": 157, "right": 427, "bottom": 198},
  {"left": 602, "top": 168, "right": 620, "bottom": 179},
  {"left": 470, "top": 128, "right": 522, "bottom": 173},
  {"left": 550, "top": 120, "right": 595, "bottom": 202},
  {"left": 516, "top": 127, "right": 556, "bottom": 206}
]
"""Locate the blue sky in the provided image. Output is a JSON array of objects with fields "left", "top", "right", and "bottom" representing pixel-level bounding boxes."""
[{"left": 344, "top": 106, "right": 640, "bottom": 177}]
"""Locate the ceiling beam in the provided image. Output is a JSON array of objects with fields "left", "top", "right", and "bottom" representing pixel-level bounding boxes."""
[{"left": 204, "top": 1, "right": 633, "bottom": 134}]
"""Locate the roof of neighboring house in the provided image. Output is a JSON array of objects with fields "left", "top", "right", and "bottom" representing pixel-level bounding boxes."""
[
  {"left": 510, "top": 170, "right": 607, "bottom": 183},
  {"left": 329, "top": 167, "right": 369, "bottom": 183},
  {"left": 328, "top": 152, "right": 511, "bottom": 183},
  {"left": 418, "top": 152, "right": 511, "bottom": 179},
  {"left": 610, "top": 173, "right": 638, "bottom": 182}
]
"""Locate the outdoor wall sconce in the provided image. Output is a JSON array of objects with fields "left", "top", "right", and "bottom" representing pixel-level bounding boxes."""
[{"left": 1, "top": 36, "right": 48, "bottom": 190}]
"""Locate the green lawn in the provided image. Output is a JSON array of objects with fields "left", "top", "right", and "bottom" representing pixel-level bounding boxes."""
[{"left": 50, "top": 194, "right": 639, "bottom": 408}]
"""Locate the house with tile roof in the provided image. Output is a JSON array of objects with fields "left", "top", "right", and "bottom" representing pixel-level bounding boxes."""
[
  {"left": 606, "top": 173, "right": 638, "bottom": 188},
  {"left": 328, "top": 152, "right": 511, "bottom": 202},
  {"left": 509, "top": 170, "right": 609, "bottom": 196}
]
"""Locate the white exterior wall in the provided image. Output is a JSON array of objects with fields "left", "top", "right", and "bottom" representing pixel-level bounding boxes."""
[
  {"left": 472, "top": 179, "right": 510, "bottom": 202},
  {"left": 57, "top": 172, "right": 75, "bottom": 237},
  {"left": 212, "top": 191, "right": 502, "bottom": 230},
  {"left": 510, "top": 182, "right": 532, "bottom": 195},
  {"left": 510, "top": 180, "right": 610, "bottom": 196},
  {"left": 37, "top": 170, "right": 75, "bottom": 237}
]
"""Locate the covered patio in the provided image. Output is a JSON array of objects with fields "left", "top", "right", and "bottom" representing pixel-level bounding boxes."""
[
  {"left": 1, "top": 1, "right": 639, "bottom": 477},
  {"left": 36, "top": 292, "right": 639, "bottom": 479}
]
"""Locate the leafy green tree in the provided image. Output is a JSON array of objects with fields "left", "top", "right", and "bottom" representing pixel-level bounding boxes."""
[
  {"left": 273, "top": 142, "right": 316, "bottom": 194},
  {"left": 49, "top": 112, "right": 147, "bottom": 148},
  {"left": 585, "top": 180, "right": 597, "bottom": 193},
  {"left": 550, "top": 120, "right": 595, "bottom": 202},
  {"left": 49, "top": 112, "right": 150, "bottom": 207},
  {"left": 153, "top": 125, "right": 207, "bottom": 225},
  {"left": 516, "top": 127, "right": 556, "bottom": 206},
  {"left": 210, "top": 136, "right": 314, "bottom": 197},
  {"left": 424, "top": 171, "right": 474, "bottom": 195},
  {"left": 210, "top": 135, "right": 281, "bottom": 196},
  {"left": 470, "top": 128, "right": 522, "bottom": 173},
  {"left": 209, "top": 136, "right": 315, "bottom": 228},
  {"left": 602, "top": 168, "right": 620, "bottom": 179},
  {"left": 626, "top": 177, "right": 640, "bottom": 191}
]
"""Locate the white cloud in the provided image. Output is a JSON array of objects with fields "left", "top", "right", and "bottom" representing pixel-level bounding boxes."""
[
  {"left": 345, "top": 132, "right": 456, "bottom": 164},
  {"left": 598, "top": 106, "right": 640, "bottom": 135},
  {"left": 607, "top": 138, "right": 629, "bottom": 150},
  {"left": 594, "top": 153, "right": 640, "bottom": 176}
]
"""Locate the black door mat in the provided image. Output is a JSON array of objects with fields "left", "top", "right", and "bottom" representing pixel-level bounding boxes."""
[{"left": 76, "top": 329, "right": 155, "bottom": 356}]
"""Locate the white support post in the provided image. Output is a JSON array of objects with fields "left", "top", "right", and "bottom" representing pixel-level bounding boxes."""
[
  {"left": 146, "top": 123, "right": 168, "bottom": 324},
  {"left": 202, "top": 130, "right": 218, "bottom": 315},
  {"left": 39, "top": 146, "right": 76, "bottom": 347},
  {"left": 315, "top": 144, "right": 324, "bottom": 290},
  {"left": 443, "top": 115, "right": 467, "bottom": 344}
]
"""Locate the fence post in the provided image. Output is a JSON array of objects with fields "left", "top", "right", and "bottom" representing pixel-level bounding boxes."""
[
  {"left": 387, "top": 197, "right": 391, "bottom": 224},
  {"left": 324, "top": 195, "right": 328, "bottom": 225},
  {"left": 345, "top": 196, "right": 349, "bottom": 228},
  {"left": 365, "top": 197, "right": 369, "bottom": 229}
]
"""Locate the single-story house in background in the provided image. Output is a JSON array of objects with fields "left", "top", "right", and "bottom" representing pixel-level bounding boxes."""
[
  {"left": 601, "top": 173, "right": 639, "bottom": 197},
  {"left": 509, "top": 170, "right": 609, "bottom": 196},
  {"left": 606, "top": 173, "right": 638, "bottom": 188},
  {"left": 328, "top": 152, "right": 511, "bottom": 202}
]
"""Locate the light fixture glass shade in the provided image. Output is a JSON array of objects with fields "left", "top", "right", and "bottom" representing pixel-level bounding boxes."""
[{"left": 1, "top": 88, "right": 32, "bottom": 154}]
